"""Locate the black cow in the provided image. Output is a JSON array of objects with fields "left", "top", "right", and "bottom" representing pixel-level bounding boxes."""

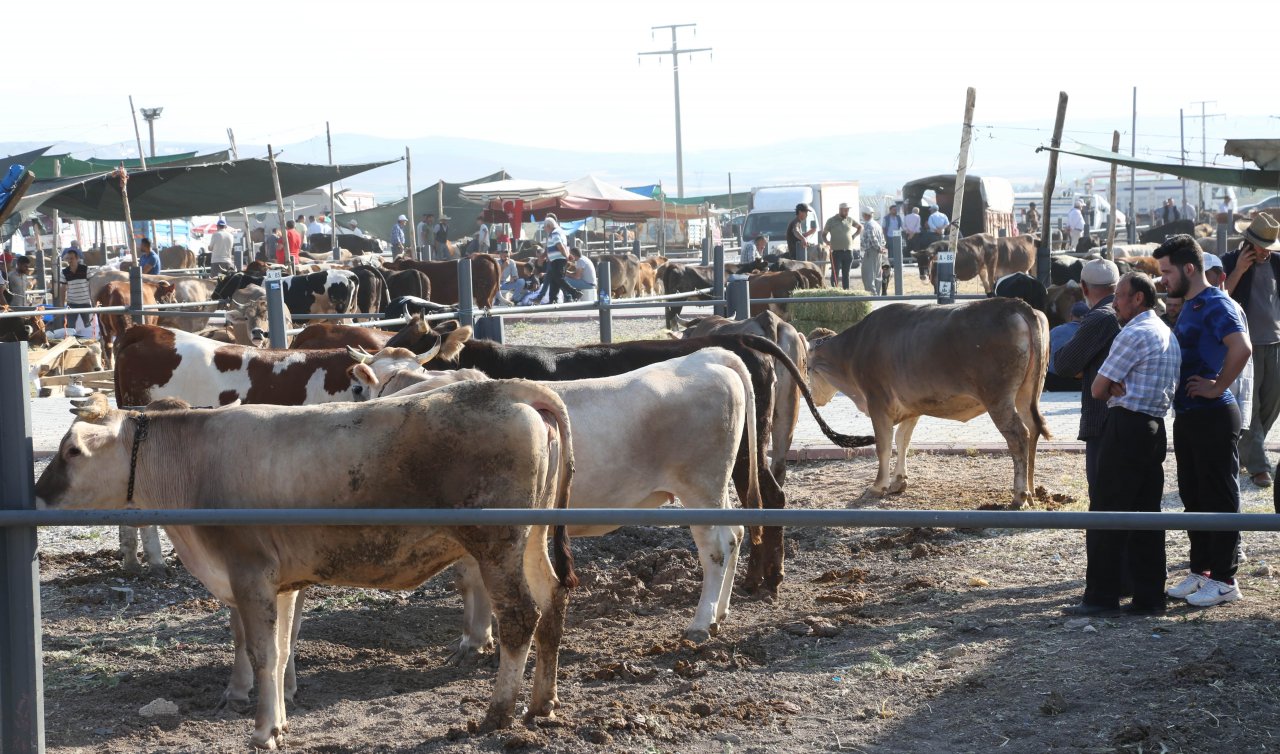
[
  {"left": 384, "top": 268, "right": 432, "bottom": 300},
  {"left": 308, "top": 233, "right": 382, "bottom": 255},
  {"left": 1049, "top": 256, "right": 1084, "bottom": 286},
  {"left": 381, "top": 296, "right": 457, "bottom": 331},
  {"left": 994, "top": 272, "right": 1048, "bottom": 316},
  {"left": 280, "top": 270, "right": 359, "bottom": 316},
  {"left": 349, "top": 266, "right": 390, "bottom": 315},
  {"left": 1140, "top": 219, "right": 1195, "bottom": 244},
  {"left": 212, "top": 272, "right": 264, "bottom": 300},
  {"left": 384, "top": 319, "right": 872, "bottom": 595},
  {"left": 656, "top": 262, "right": 715, "bottom": 328}
]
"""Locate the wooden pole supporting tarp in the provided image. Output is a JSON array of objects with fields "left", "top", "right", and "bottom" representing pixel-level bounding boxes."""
[
  {"left": 1106, "top": 130, "right": 1120, "bottom": 257},
  {"left": 267, "top": 145, "right": 294, "bottom": 275},
  {"left": 1039, "top": 92, "right": 1069, "bottom": 287}
]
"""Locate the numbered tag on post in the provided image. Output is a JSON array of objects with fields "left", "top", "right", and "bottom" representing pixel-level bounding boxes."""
[
  {"left": 939, "top": 281, "right": 953, "bottom": 297},
  {"left": 937, "top": 251, "right": 955, "bottom": 265},
  {"left": 266, "top": 269, "right": 282, "bottom": 280}
]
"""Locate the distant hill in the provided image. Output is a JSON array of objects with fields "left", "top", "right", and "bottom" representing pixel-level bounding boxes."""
[{"left": 6, "top": 114, "right": 1276, "bottom": 203}]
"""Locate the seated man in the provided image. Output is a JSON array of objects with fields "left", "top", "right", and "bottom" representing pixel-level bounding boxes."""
[
  {"left": 565, "top": 245, "right": 597, "bottom": 301},
  {"left": 1047, "top": 301, "right": 1090, "bottom": 391}
]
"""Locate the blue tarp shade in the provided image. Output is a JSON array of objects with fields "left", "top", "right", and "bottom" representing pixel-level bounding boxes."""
[{"left": 36, "top": 158, "right": 396, "bottom": 221}]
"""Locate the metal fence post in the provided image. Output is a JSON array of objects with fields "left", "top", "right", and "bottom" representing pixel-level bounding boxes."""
[
  {"left": 935, "top": 248, "right": 956, "bottom": 305},
  {"left": 888, "top": 234, "right": 904, "bottom": 296},
  {"left": 728, "top": 275, "right": 750, "bottom": 321},
  {"left": 713, "top": 243, "right": 726, "bottom": 317},
  {"left": 473, "top": 315, "right": 505, "bottom": 343},
  {"left": 1217, "top": 221, "right": 1228, "bottom": 256},
  {"left": 266, "top": 277, "right": 287, "bottom": 349},
  {"left": 632, "top": 236, "right": 642, "bottom": 259},
  {"left": 34, "top": 247, "right": 47, "bottom": 306},
  {"left": 701, "top": 235, "right": 711, "bottom": 266},
  {"left": 1126, "top": 202, "right": 1137, "bottom": 244},
  {"left": 457, "top": 258, "right": 475, "bottom": 328},
  {"left": 129, "top": 264, "right": 145, "bottom": 325},
  {"left": 608, "top": 232, "right": 615, "bottom": 254},
  {"left": 597, "top": 261, "right": 612, "bottom": 344},
  {"left": 0, "top": 342, "right": 45, "bottom": 754}
]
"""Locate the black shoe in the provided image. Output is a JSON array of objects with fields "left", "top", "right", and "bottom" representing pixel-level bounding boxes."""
[
  {"left": 1123, "top": 602, "right": 1167, "bottom": 617},
  {"left": 1062, "top": 602, "right": 1120, "bottom": 617}
]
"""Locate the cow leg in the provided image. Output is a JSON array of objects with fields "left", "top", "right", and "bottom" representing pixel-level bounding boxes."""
[
  {"left": 888, "top": 416, "right": 921, "bottom": 494},
  {"left": 473, "top": 536, "right": 538, "bottom": 731},
  {"left": 140, "top": 525, "right": 166, "bottom": 576},
  {"left": 741, "top": 467, "right": 786, "bottom": 596},
  {"left": 271, "top": 591, "right": 300, "bottom": 738},
  {"left": 769, "top": 379, "right": 801, "bottom": 484},
  {"left": 231, "top": 578, "right": 288, "bottom": 750},
  {"left": 686, "top": 524, "right": 741, "bottom": 642},
  {"left": 988, "top": 402, "right": 1032, "bottom": 508},
  {"left": 522, "top": 525, "right": 567, "bottom": 721},
  {"left": 222, "top": 606, "right": 254, "bottom": 709},
  {"left": 285, "top": 588, "right": 305, "bottom": 703},
  {"left": 447, "top": 556, "right": 495, "bottom": 666},
  {"left": 117, "top": 526, "right": 142, "bottom": 574},
  {"left": 863, "top": 412, "right": 896, "bottom": 499}
]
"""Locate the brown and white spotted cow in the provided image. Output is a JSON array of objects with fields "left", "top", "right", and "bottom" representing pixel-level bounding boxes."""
[
  {"left": 36, "top": 388, "right": 576, "bottom": 749},
  {"left": 94, "top": 280, "right": 177, "bottom": 368}
]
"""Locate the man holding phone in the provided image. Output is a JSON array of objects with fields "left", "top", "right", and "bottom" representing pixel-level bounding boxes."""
[{"left": 1222, "top": 213, "right": 1280, "bottom": 489}]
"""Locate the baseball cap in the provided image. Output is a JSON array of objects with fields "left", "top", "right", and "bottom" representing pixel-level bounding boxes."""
[
  {"left": 838, "top": 202, "right": 850, "bottom": 210},
  {"left": 397, "top": 214, "right": 408, "bottom": 222},
  {"left": 1080, "top": 259, "right": 1119, "bottom": 286},
  {"left": 216, "top": 218, "right": 227, "bottom": 226},
  {"left": 795, "top": 203, "right": 810, "bottom": 213},
  {"left": 1070, "top": 301, "right": 1090, "bottom": 318},
  {"left": 1202, "top": 252, "right": 1224, "bottom": 272}
]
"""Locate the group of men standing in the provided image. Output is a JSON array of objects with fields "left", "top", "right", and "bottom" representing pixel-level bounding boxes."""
[
  {"left": 1057, "top": 212, "right": 1280, "bottom": 615},
  {"left": 781, "top": 202, "right": 899, "bottom": 295}
]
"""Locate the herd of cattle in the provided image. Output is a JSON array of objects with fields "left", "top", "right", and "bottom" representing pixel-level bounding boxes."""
[{"left": 25, "top": 244, "right": 1057, "bottom": 749}]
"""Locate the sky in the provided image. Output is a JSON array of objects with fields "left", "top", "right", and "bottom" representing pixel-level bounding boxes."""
[{"left": 6, "top": 0, "right": 1279, "bottom": 192}]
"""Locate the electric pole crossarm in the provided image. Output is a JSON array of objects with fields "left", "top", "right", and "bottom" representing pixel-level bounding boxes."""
[
  {"left": 638, "top": 23, "right": 711, "bottom": 200},
  {"left": 638, "top": 47, "right": 712, "bottom": 57}
]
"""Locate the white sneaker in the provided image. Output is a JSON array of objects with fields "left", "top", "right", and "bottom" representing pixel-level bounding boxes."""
[
  {"left": 1167, "top": 572, "right": 1208, "bottom": 599},
  {"left": 1186, "top": 578, "right": 1242, "bottom": 607}
]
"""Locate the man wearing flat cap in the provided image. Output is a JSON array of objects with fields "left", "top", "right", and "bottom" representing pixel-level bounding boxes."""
[{"left": 1054, "top": 258, "right": 1122, "bottom": 500}]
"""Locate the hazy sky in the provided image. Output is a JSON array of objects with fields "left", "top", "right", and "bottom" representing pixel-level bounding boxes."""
[{"left": 7, "top": 0, "right": 1277, "bottom": 165}]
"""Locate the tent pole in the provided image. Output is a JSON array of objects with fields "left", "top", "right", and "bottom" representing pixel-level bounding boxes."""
[
  {"left": 117, "top": 167, "right": 136, "bottom": 258},
  {"left": 437, "top": 180, "right": 444, "bottom": 258},
  {"left": 951, "top": 87, "right": 976, "bottom": 238},
  {"left": 228, "top": 129, "right": 253, "bottom": 269},
  {"left": 329, "top": 122, "right": 338, "bottom": 262},
  {"left": 268, "top": 145, "right": 294, "bottom": 275},
  {"left": 405, "top": 148, "right": 416, "bottom": 261},
  {"left": 1105, "top": 130, "right": 1120, "bottom": 256}
]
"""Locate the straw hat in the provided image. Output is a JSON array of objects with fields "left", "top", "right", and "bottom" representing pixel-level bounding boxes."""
[{"left": 1242, "top": 212, "right": 1280, "bottom": 251}]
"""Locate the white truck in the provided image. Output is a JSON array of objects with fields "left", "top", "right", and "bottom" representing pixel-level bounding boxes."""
[
  {"left": 742, "top": 182, "right": 860, "bottom": 258},
  {"left": 1013, "top": 190, "right": 1126, "bottom": 236}
]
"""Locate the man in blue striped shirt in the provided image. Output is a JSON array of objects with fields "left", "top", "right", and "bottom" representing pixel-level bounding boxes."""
[{"left": 1066, "top": 272, "right": 1181, "bottom": 616}]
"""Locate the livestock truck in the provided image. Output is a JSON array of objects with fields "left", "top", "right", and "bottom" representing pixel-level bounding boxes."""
[{"left": 742, "top": 182, "right": 860, "bottom": 257}]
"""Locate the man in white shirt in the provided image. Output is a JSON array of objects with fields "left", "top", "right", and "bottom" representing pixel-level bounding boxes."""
[
  {"left": 565, "top": 245, "right": 597, "bottom": 301},
  {"left": 208, "top": 218, "right": 236, "bottom": 275},
  {"left": 902, "top": 207, "right": 921, "bottom": 239},
  {"left": 474, "top": 217, "right": 491, "bottom": 253},
  {"left": 1066, "top": 201, "right": 1087, "bottom": 250}
]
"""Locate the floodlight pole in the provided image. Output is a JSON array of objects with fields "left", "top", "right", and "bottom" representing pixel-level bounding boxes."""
[
  {"left": 140, "top": 107, "right": 162, "bottom": 246},
  {"left": 639, "top": 24, "right": 710, "bottom": 200}
]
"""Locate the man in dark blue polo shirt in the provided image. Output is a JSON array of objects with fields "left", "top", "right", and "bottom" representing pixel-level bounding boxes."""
[{"left": 1155, "top": 235, "right": 1252, "bottom": 608}]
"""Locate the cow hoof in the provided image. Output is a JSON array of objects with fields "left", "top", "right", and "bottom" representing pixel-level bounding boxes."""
[
  {"left": 215, "top": 693, "right": 254, "bottom": 716},
  {"left": 524, "top": 699, "right": 559, "bottom": 722},
  {"left": 887, "top": 476, "right": 908, "bottom": 495},
  {"left": 144, "top": 563, "right": 167, "bottom": 579},
  {"left": 121, "top": 559, "right": 143, "bottom": 575},
  {"left": 445, "top": 640, "right": 495, "bottom": 668},
  {"left": 477, "top": 711, "right": 514, "bottom": 732},
  {"left": 683, "top": 628, "right": 711, "bottom": 644},
  {"left": 251, "top": 727, "right": 283, "bottom": 750},
  {"left": 1010, "top": 498, "right": 1030, "bottom": 511}
]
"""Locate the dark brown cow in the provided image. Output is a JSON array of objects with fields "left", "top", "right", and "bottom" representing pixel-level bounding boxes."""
[
  {"left": 384, "top": 268, "right": 432, "bottom": 301},
  {"left": 925, "top": 233, "right": 1038, "bottom": 295},
  {"left": 384, "top": 254, "right": 500, "bottom": 307},
  {"left": 594, "top": 253, "right": 652, "bottom": 298},
  {"left": 746, "top": 270, "right": 816, "bottom": 317},
  {"left": 289, "top": 323, "right": 393, "bottom": 351},
  {"left": 95, "top": 280, "right": 177, "bottom": 367}
]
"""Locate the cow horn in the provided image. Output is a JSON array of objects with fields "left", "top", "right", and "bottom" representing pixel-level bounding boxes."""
[
  {"left": 673, "top": 314, "right": 698, "bottom": 328},
  {"left": 346, "top": 345, "right": 372, "bottom": 363},
  {"left": 415, "top": 343, "right": 442, "bottom": 365}
]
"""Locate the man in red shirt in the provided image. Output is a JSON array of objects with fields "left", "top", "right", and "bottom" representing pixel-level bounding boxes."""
[{"left": 280, "top": 220, "right": 302, "bottom": 265}]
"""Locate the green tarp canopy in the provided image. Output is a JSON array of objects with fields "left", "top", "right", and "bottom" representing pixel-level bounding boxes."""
[
  {"left": 1040, "top": 143, "right": 1280, "bottom": 191},
  {"left": 626, "top": 184, "right": 745, "bottom": 211},
  {"left": 335, "top": 170, "right": 510, "bottom": 242},
  {"left": 34, "top": 158, "right": 395, "bottom": 221},
  {"left": 29, "top": 150, "right": 232, "bottom": 179}
]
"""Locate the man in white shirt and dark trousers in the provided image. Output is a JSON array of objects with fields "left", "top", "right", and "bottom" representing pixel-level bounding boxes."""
[
  {"left": 1065, "top": 272, "right": 1181, "bottom": 617},
  {"left": 207, "top": 218, "right": 236, "bottom": 275}
]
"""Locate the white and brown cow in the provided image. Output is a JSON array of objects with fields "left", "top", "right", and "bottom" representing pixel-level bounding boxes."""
[
  {"left": 114, "top": 325, "right": 366, "bottom": 408},
  {"left": 807, "top": 297, "right": 1051, "bottom": 508},
  {"left": 36, "top": 388, "right": 576, "bottom": 750},
  {"left": 351, "top": 346, "right": 758, "bottom": 657}
]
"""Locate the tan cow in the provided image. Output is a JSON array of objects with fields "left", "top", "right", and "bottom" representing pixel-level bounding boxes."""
[
  {"left": 94, "top": 280, "right": 177, "bottom": 368},
  {"left": 673, "top": 311, "right": 807, "bottom": 483},
  {"left": 807, "top": 297, "right": 1051, "bottom": 507},
  {"left": 89, "top": 269, "right": 220, "bottom": 331},
  {"left": 36, "top": 387, "right": 576, "bottom": 749},
  {"left": 926, "top": 233, "right": 1038, "bottom": 295}
]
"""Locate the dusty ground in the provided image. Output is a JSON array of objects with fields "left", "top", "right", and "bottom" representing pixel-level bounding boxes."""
[{"left": 34, "top": 452, "right": 1280, "bottom": 754}]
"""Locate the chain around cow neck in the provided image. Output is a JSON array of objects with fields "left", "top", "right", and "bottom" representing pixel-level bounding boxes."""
[{"left": 126, "top": 413, "right": 150, "bottom": 504}]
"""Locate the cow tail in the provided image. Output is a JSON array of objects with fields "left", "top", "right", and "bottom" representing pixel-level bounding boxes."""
[
  {"left": 731, "top": 353, "right": 763, "bottom": 545},
  {"left": 1025, "top": 307, "right": 1052, "bottom": 440},
  {"left": 524, "top": 386, "right": 578, "bottom": 589},
  {"left": 738, "top": 334, "right": 875, "bottom": 449}
]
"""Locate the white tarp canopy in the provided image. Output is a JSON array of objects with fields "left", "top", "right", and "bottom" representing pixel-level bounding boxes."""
[{"left": 458, "top": 179, "right": 567, "bottom": 203}]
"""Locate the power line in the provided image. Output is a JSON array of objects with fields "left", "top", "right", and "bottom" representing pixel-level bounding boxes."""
[{"left": 638, "top": 23, "right": 711, "bottom": 199}]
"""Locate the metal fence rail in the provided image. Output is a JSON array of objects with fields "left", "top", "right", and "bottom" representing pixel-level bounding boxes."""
[{"left": 3, "top": 508, "right": 1279, "bottom": 531}]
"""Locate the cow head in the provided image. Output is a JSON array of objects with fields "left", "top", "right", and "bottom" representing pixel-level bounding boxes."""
[
  {"left": 154, "top": 281, "right": 177, "bottom": 304},
  {"left": 35, "top": 393, "right": 132, "bottom": 509},
  {"left": 804, "top": 327, "right": 843, "bottom": 407},
  {"left": 325, "top": 270, "right": 359, "bottom": 314},
  {"left": 225, "top": 285, "right": 278, "bottom": 348}
]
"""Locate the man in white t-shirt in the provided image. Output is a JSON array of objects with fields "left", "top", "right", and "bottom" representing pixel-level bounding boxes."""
[
  {"left": 565, "top": 244, "right": 597, "bottom": 301},
  {"left": 208, "top": 218, "right": 236, "bottom": 274},
  {"left": 1066, "top": 201, "right": 1087, "bottom": 249}
]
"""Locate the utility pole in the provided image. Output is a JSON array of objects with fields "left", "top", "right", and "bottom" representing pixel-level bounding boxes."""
[
  {"left": 1179, "top": 108, "right": 1187, "bottom": 214},
  {"left": 140, "top": 107, "right": 163, "bottom": 158},
  {"left": 1187, "top": 100, "right": 1224, "bottom": 214},
  {"left": 639, "top": 23, "right": 711, "bottom": 199}
]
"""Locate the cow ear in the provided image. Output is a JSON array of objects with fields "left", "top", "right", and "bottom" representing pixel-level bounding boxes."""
[
  {"left": 353, "top": 363, "right": 378, "bottom": 387},
  {"left": 435, "top": 319, "right": 460, "bottom": 335},
  {"left": 439, "top": 326, "right": 472, "bottom": 362}
]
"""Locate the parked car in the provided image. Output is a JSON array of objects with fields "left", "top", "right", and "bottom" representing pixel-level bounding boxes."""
[{"left": 1240, "top": 194, "right": 1280, "bottom": 215}]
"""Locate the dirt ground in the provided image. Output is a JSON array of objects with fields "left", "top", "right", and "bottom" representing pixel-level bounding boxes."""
[{"left": 33, "top": 451, "right": 1280, "bottom": 754}]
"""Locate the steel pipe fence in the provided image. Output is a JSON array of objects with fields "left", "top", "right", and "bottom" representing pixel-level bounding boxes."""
[{"left": 3, "top": 508, "right": 1280, "bottom": 531}]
